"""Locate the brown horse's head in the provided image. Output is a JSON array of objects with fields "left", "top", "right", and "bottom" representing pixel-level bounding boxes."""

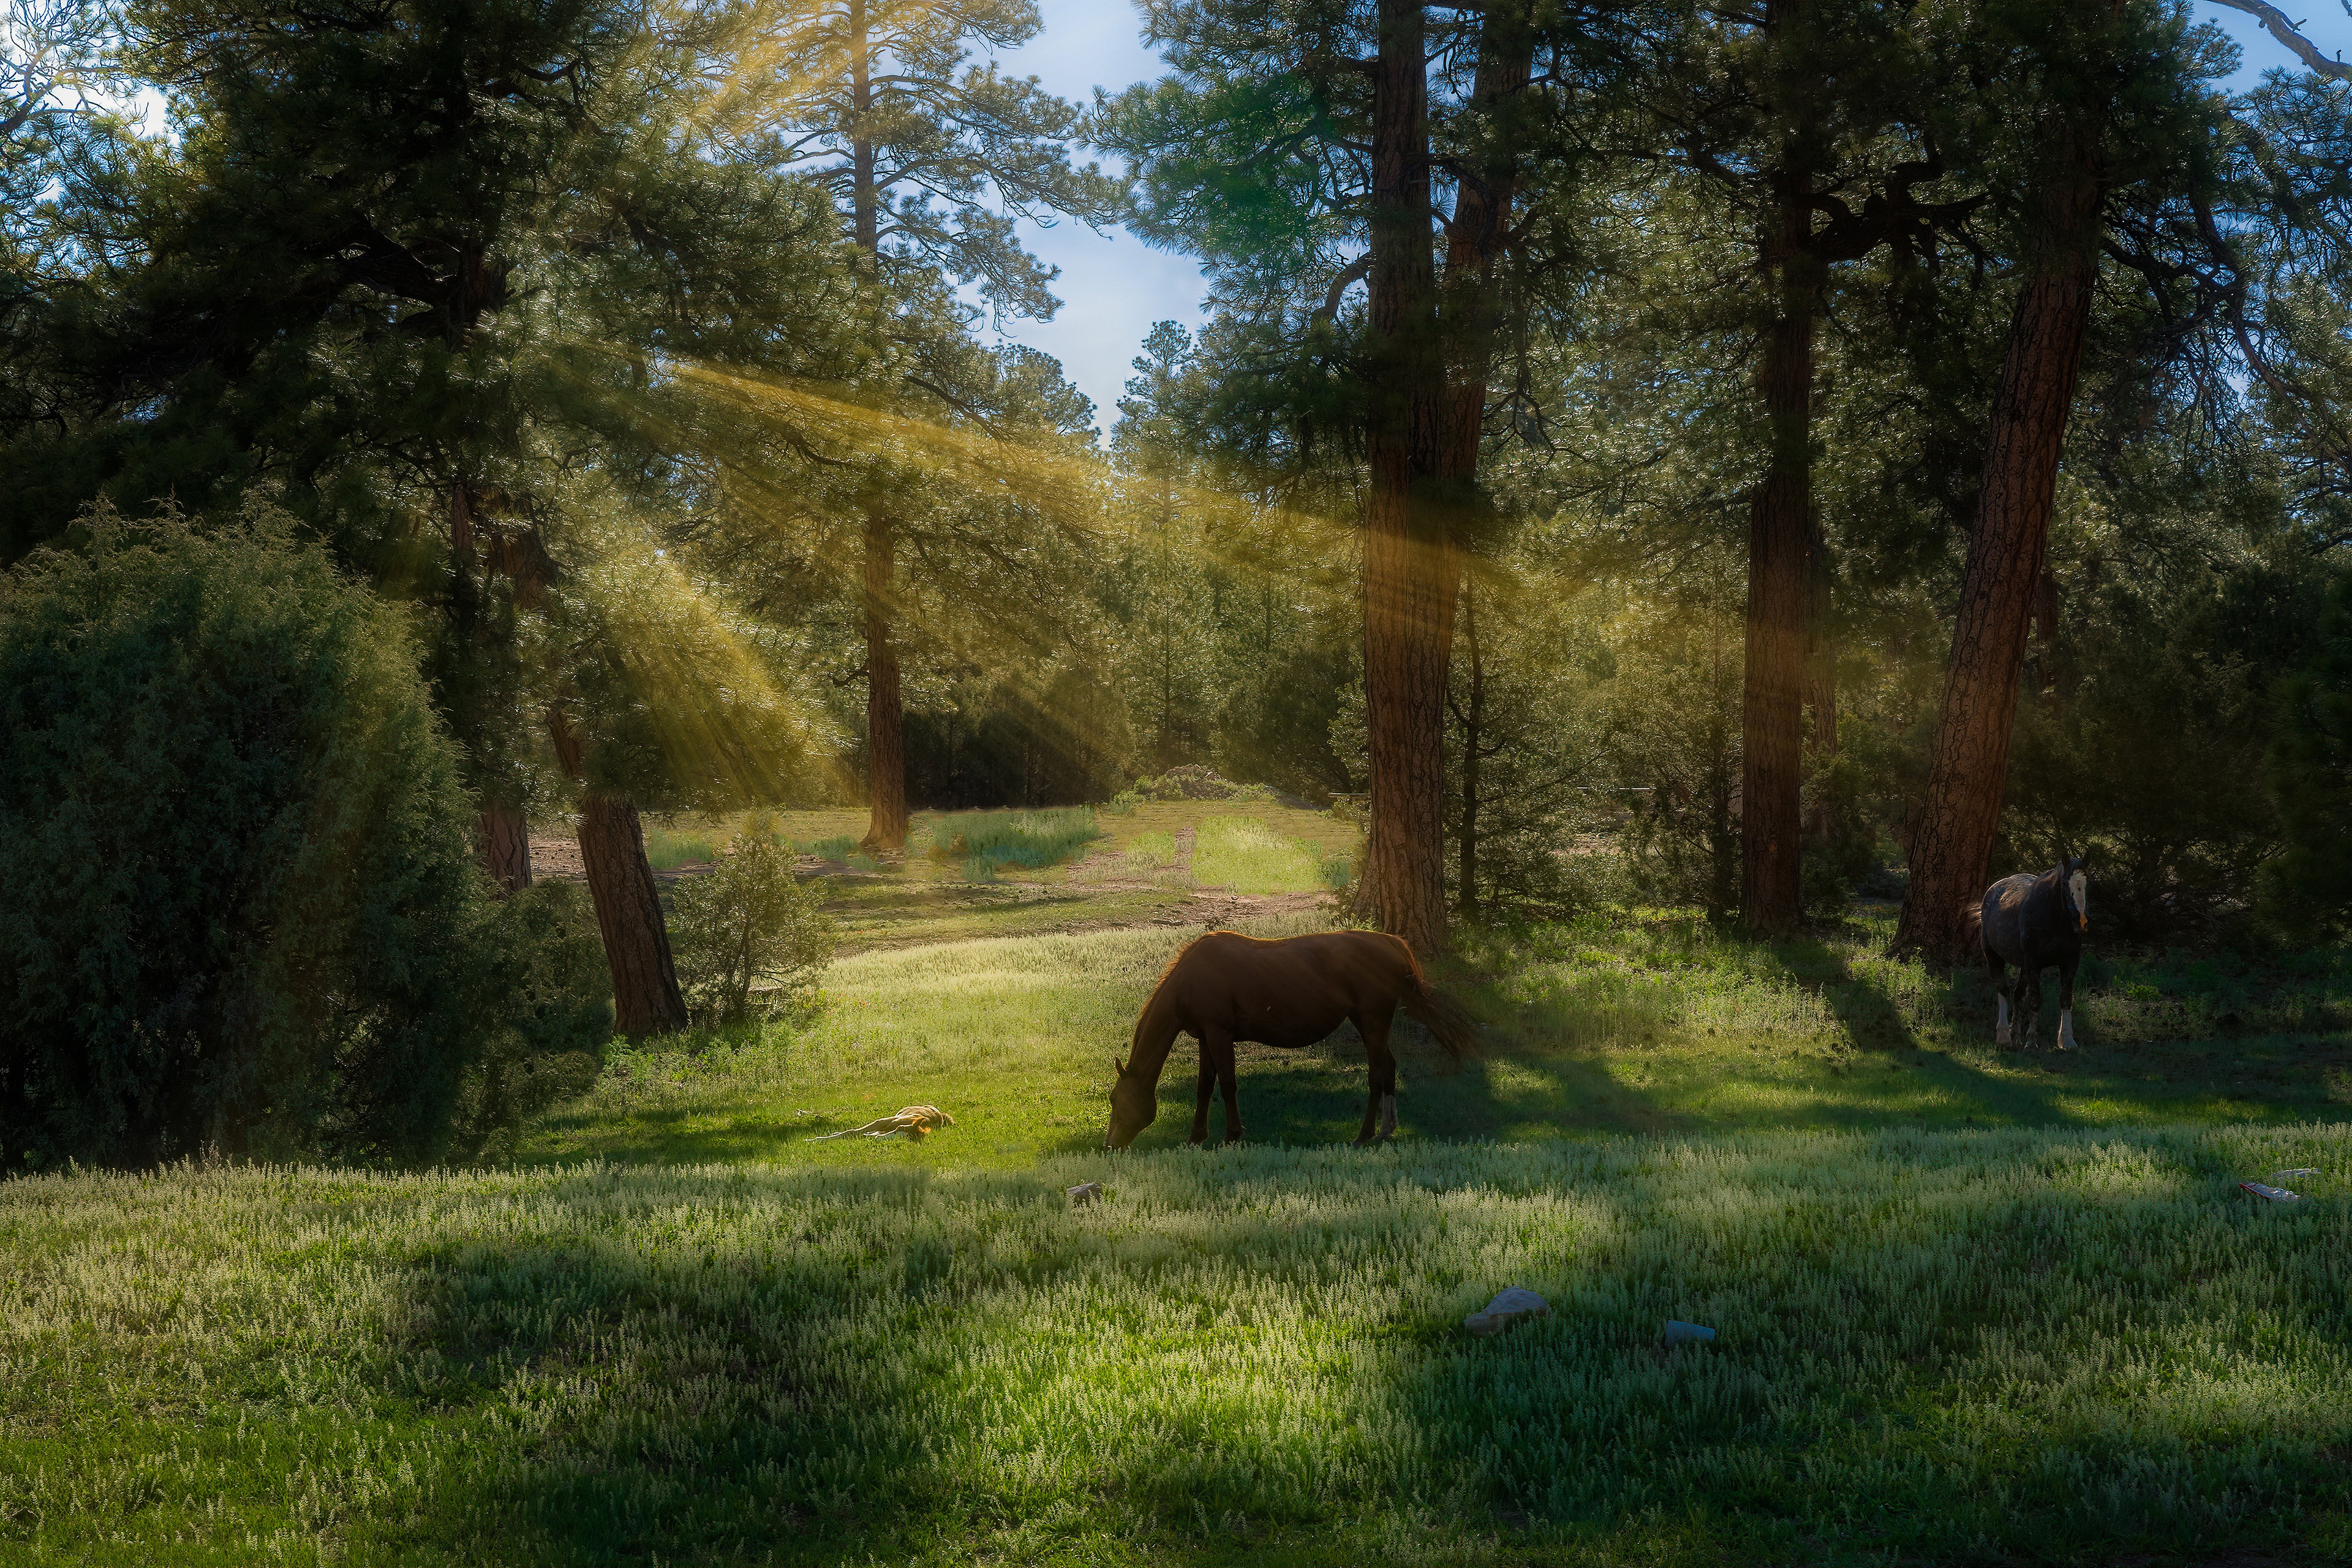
[{"left": 1105, "top": 1055, "right": 1155, "bottom": 1149}]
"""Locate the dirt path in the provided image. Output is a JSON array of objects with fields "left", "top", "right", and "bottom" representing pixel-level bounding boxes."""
[
  {"left": 1141, "top": 889, "right": 1329, "bottom": 928},
  {"left": 527, "top": 833, "right": 718, "bottom": 888}
]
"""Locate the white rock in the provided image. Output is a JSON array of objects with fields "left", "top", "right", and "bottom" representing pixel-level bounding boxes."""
[
  {"left": 1066, "top": 1182, "right": 1104, "bottom": 1206},
  {"left": 1464, "top": 1287, "right": 1550, "bottom": 1338}
]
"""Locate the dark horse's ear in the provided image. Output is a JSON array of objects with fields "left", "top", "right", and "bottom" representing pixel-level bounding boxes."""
[{"left": 1114, "top": 1055, "right": 1128, "bottom": 1077}]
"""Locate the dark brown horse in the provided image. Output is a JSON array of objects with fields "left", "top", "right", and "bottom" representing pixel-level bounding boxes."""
[
  {"left": 1981, "top": 855, "right": 2090, "bottom": 1050},
  {"left": 1104, "top": 929, "right": 1479, "bottom": 1149}
]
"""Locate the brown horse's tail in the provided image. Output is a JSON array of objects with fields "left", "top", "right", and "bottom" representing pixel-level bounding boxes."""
[{"left": 1401, "top": 979, "right": 1483, "bottom": 1063}]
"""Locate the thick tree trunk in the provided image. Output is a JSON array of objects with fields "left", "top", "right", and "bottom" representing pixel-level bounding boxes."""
[
  {"left": 1894, "top": 135, "right": 2103, "bottom": 961},
  {"left": 1741, "top": 171, "right": 1817, "bottom": 935},
  {"left": 1356, "top": 3, "right": 1534, "bottom": 957},
  {"left": 859, "top": 512, "right": 908, "bottom": 851},
  {"left": 1358, "top": 0, "right": 1451, "bottom": 959},
  {"left": 477, "top": 802, "right": 533, "bottom": 894},
  {"left": 548, "top": 710, "right": 687, "bottom": 1036},
  {"left": 576, "top": 795, "right": 688, "bottom": 1038}
]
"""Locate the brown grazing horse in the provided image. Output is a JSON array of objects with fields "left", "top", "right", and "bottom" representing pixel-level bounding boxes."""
[{"left": 1104, "top": 929, "right": 1479, "bottom": 1149}]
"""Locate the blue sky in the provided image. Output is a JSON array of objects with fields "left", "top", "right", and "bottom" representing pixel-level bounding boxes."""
[{"left": 987, "top": 0, "right": 2352, "bottom": 434}]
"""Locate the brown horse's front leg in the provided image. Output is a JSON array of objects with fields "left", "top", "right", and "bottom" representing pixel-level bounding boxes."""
[
  {"left": 1354, "top": 1008, "right": 1398, "bottom": 1146},
  {"left": 1210, "top": 1030, "right": 1245, "bottom": 1144},
  {"left": 1188, "top": 1033, "right": 1215, "bottom": 1145}
]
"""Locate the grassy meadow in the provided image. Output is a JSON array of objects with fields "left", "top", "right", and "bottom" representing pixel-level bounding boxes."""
[{"left": 6, "top": 810, "right": 2352, "bottom": 1565}]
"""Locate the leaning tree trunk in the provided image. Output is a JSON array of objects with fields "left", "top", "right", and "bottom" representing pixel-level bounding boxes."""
[
  {"left": 859, "top": 511, "right": 908, "bottom": 851},
  {"left": 576, "top": 794, "right": 688, "bottom": 1038},
  {"left": 549, "top": 710, "right": 687, "bottom": 1036},
  {"left": 1740, "top": 167, "right": 1817, "bottom": 937},
  {"left": 477, "top": 802, "right": 533, "bottom": 894},
  {"left": 1894, "top": 132, "right": 2103, "bottom": 962},
  {"left": 1357, "top": 0, "right": 1452, "bottom": 959}
]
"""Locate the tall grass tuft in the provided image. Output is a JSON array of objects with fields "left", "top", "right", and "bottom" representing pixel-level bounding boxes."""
[
  {"left": 927, "top": 807, "right": 1103, "bottom": 874},
  {"left": 643, "top": 823, "right": 718, "bottom": 870}
]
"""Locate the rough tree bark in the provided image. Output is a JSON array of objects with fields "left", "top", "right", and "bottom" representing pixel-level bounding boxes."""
[
  {"left": 844, "top": 0, "right": 910, "bottom": 853},
  {"left": 859, "top": 511, "right": 908, "bottom": 851},
  {"left": 476, "top": 802, "right": 533, "bottom": 894},
  {"left": 1358, "top": 1, "right": 1534, "bottom": 957},
  {"left": 1894, "top": 125, "right": 2104, "bottom": 960},
  {"left": 549, "top": 709, "right": 688, "bottom": 1037},
  {"left": 1357, "top": 0, "right": 1452, "bottom": 960},
  {"left": 1741, "top": 162, "right": 1817, "bottom": 935}
]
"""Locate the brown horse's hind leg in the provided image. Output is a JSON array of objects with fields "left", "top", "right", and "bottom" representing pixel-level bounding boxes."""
[
  {"left": 1354, "top": 1008, "right": 1399, "bottom": 1147},
  {"left": 1207, "top": 1028, "right": 1245, "bottom": 1144},
  {"left": 1188, "top": 1032, "right": 1215, "bottom": 1145}
]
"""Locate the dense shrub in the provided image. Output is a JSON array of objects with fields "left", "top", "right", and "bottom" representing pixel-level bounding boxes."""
[
  {"left": 448, "top": 880, "right": 612, "bottom": 1158},
  {"left": 669, "top": 824, "right": 837, "bottom": 1026},
  {"left": 2264, "top": 571, "right": 2352, "bottom": 938},
  {"left": 0, "top": 507, "right": 609, "bottom": 1170}
]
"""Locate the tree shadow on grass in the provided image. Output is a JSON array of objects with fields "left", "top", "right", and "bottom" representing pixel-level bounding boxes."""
[
  {"left": 380, "top": 1164, "right": 1082, "bottom": 1564},
  {"left": 1080, "top": 1011, "right": 1698, "bottom": 1158}
]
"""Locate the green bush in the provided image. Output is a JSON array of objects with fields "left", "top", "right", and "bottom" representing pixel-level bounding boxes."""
[
  {"left": 0, "top": 505, "right": 609, "bottom": 1169},
  {"left": 669, "top": 823, "right": 837, "bottom": 1027},
  {"left": 2264, "top": 571, "right": 2352, "bottom": 937},
  {"left": 449, "top": 881, "right": 612, "bottom": 1158}
]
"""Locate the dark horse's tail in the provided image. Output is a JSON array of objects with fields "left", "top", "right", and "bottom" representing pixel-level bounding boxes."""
[{"left": 1395, "top": 948, "right": 1485, "bottom": 1061}]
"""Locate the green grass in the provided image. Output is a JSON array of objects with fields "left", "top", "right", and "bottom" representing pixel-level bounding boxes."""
[
  {"left": 4, "top": 1129, "right": 2346, "bottom": 1565},
  {"left": 793, "top": 833, "right": 858, "bottom": 863},
  {"left": 641, "top": 823, "right": 717, "bottom": 870},
  {"left": 1190, "top": 815, "right": 1329, "bottom": 893},
  {"left": 8, "top": 889, "right": 2352, "bottom": 1564},
  {"left": 518, "top": 914, "right": 2349, "bottom": 1169}
]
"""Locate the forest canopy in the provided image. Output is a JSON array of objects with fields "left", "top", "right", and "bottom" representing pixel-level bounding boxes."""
[{"left": 1, "top": 0, "right": 2349, "bottom": 1054}]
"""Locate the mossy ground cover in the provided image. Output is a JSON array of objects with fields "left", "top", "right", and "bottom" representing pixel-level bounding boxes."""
[{"left": 6, "top": 887, "right": 2351, "bottom": 1564}]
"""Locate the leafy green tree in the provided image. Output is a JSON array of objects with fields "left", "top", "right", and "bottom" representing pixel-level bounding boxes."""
[
  {"left": 1640, "top": 0, "right": 1983, "bottom": 933},
  {"left": 1896, "top": 0, "right": 2237, "bottom": 958},
  {"left": 10, "top": 0, "right": 853, "bottom": 1033},
  {"left": 1099, "top": 0, "right": 1634, "bottom": 956},
  {"left": 0, "top": 503, "right": 608, "bottom": 1169},
  {"left": 693, "top": 0, "right": 1121, "bottom": 851}
]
